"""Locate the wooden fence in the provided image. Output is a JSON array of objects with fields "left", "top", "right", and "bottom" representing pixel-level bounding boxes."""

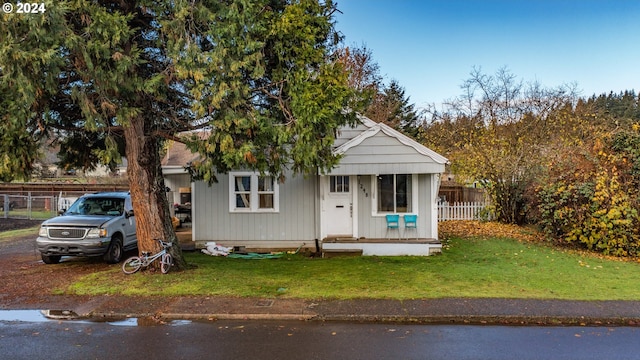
[{"left": 437, "top": 201, "right": 492, "bottom": 221}]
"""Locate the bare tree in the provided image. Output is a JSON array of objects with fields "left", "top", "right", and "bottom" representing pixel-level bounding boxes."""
[{"left": 421, "top": 67, "right": 579, "bottom": 224}]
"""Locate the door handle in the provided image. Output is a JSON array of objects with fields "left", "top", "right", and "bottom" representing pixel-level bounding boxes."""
[{"left": 336, "top": 205, "right": 344, "bottom": 208}]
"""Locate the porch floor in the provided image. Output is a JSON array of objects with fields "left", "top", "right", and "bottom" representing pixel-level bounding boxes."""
[
  {"left": 323, "top": 237, "right": 440, "bottom": 244},
  {"left": 322, "top": 237, "right": 442, "bottom": 256}
]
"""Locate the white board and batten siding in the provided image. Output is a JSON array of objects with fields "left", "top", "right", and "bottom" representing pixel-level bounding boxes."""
[
  {"left": 353, "top": 174, "right": 436, "bottom": 240},
  {"left": 192, "top": 173, "right": 317, "bottom": 249},
  {"left": 331, "top": 124, "right": 447, "bottom": 176},
  {"left": 333, "top": 122, "right": 370, "bottom": 147}
]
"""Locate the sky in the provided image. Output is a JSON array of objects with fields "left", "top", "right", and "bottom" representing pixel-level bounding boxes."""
[{"left": 334, "top": 0, "right": 640, "bottom": 109}]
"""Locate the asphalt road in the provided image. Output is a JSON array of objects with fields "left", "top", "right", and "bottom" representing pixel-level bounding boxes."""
[{"left": 1, "top": 317, "right": 639, "bottom": 360}]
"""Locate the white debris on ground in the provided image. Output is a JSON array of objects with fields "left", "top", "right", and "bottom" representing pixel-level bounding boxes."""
[{"left": 201, "top": 242, "right": 231, "bottom": 256}]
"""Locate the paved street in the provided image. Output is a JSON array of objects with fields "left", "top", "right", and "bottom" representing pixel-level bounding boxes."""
[{"left": 2, "top": 317, "right": 640, "bottom": 360}]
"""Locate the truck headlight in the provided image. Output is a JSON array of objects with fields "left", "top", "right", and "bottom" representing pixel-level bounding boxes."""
[
  {"left": 38, "top": 227, "right": 48, "bottom": 237},
  {"left": 86, "top": 228, "right": 108, "bottom": 238}
]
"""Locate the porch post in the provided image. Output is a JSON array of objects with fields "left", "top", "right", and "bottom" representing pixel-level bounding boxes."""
[{"left": 430, "top": 174, "right": 441, "bottom": 240}]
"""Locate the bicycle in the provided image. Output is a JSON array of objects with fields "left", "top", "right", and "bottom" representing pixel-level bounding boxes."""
[{"left": 122, "top": 239, "right": 173, "bottom": 274}]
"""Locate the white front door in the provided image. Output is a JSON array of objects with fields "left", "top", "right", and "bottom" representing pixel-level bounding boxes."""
[{"left": 323, "top": 175, "right": 353, "bottom": 237}]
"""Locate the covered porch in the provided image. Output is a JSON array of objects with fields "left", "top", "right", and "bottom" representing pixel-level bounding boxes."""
[{"left": 319, "top": 119, "right": 448, "bottom": 256}]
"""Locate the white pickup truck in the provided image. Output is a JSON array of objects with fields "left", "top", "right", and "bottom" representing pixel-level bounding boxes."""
[{"left": 36, "top": 192, "right": 137, "bottom": 264}]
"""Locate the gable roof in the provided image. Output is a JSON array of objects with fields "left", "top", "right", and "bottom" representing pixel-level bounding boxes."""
[
  {"left": 160, "top": 114, "right": 448, "bottom": 175},
  {"left": 335, "top": 115, "right": 448, "bottom": 164},
  {"left": 327, "top": 114, "right": 448, "bottom": 175}
]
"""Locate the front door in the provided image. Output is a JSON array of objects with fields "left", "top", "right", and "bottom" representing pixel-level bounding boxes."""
[{"left": 323, "top": 175, "right": 353, "bottom": 237}]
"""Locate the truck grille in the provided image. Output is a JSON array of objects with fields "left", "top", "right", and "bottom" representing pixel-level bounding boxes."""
[{"left": 48, "top": 228, "right": 87, "bottom": 239}]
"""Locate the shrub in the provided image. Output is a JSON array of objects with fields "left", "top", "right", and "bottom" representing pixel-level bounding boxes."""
[{"left": 536, "top": 131, "right": 640, "bottom": 257}]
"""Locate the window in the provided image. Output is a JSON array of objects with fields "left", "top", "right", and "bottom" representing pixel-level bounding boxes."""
[
  {"left": 376, "top": 174, "right": 412, "bottom": 213},
  {"left": 329, "top": 175, "right": 350, "bottom": 193},
  {"left": 230, "top": 172, "right": 279, "bottom": 212},
  {"left": 258, "top": 176, "right": 275, "bottom": 209}
]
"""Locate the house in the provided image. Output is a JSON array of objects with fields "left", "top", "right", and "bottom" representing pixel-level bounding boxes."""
[
  {"left": 162, "top": 115, "right": 449, "bottom": 256},
  {"left": 35, "top": 140, "right": 127, "bottom": 179}
]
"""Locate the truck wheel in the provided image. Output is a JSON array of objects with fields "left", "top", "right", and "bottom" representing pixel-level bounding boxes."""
[
  {"left": 104, "top": 236, "right": 123, "bottom": 264},
  {"left": 41, "top": 254, "right": 61, "bottom": 264}
]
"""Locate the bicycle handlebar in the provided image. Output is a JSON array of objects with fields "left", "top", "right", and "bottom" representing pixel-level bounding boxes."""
[{"left": 154, "top": 238, "right": 173, "bottom": 248}]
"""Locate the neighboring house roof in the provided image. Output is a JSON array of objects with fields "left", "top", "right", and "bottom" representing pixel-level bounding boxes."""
[
  {"left": 162, "top": 141, "right": 197, "bottom": 168},
  {"left": 37, "top": 140, "right": 127, "bottom": 176},
  {"left": 161, "top": 132, "right": 208, "bottom": 174}
]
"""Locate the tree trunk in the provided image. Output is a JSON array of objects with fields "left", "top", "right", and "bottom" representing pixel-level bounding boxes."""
[{"left": 124, "top": 116, "right": 186, "bottom": 271}]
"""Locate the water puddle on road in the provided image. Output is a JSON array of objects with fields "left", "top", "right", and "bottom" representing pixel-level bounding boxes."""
[
  {"left": 0, "top": 310, "right": 49, "bottom": 322},
  {"left": 0, "top": 310, "right": 192, "bottom": 326}
]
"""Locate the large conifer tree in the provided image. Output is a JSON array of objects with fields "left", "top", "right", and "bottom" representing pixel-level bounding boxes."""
[{"left": 0, "top": 0, "right": 354, "bottom": 269}]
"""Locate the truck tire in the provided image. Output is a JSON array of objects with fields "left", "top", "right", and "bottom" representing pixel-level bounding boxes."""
[
  {"left": 103, "top": 236, "right": 123, "bottom": 264},
  {"left": 41, "top": 254, "right": 61, "bottom": 264}
]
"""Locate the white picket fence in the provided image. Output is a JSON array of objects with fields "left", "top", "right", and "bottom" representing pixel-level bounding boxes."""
[{"left": 437, "top": 201, "right": 492, "bottom": 221}]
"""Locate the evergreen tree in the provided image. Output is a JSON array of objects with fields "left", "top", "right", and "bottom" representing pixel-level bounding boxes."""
[
  {"left": 365, "top": 79, "right": 422, "bottom": 136},
  {"left": 0, "top": 0, "right": 355, "bottom": 269}
]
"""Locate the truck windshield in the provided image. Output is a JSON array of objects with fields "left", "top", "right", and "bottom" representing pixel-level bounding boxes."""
[{"left": 65, "top": 197, "right": 125, "bottom": 216}]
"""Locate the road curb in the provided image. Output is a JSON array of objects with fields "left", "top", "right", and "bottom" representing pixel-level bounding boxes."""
[
  {"left": 83, "top": 310, "right": 640, "bottom": 327},
  {"left": 315, "top": 314, "right": 640, "bottom": 326},
  {"left": 162, "top": 313, "right": 317, "bottom": 321}
]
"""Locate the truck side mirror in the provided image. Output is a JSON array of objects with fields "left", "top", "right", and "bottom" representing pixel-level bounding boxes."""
[{"left": 125, "top": 209, "right": 135, "bottom": 218}]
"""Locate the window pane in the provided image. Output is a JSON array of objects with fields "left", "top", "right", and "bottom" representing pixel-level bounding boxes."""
[
  {"left": 396, "top": 174, "right": 411, "bottom": 212},
  {"left": 234, "top": 176, "right": 251, "bottom": 192},
  {"left": 330, "top": 176, "right": 350, "bottom": 193},
  {"left": 258, "top": 176, "right": 273, "bottom": 191},
  {"left": 377, "top": 175, "right": 394, "bottom": 212},
  {"left": 236, "top": 194, "right": 250, "bottom": 208},
  {"left": 259, "top": 194, "right": 274, "bottom": 209}
]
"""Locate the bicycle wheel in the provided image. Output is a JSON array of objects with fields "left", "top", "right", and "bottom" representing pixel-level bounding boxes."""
[
  {"left": 122, "top": 256, "right": 143, "bottom": 274},
  {"left": 161, "top": 253, "right": 172, "bottom": 274}
]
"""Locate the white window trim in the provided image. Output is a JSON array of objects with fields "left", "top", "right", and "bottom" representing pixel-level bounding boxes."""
[
  {"left": 371, "top": 174, "right": 419, "bottom": 216},
  {"left": 229, "top": 171, "right": 280, "bottom": 213}
]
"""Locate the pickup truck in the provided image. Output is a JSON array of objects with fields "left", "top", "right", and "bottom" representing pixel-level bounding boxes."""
[{"left": 36, "top": 192, "right": 137, "bottom": 264}]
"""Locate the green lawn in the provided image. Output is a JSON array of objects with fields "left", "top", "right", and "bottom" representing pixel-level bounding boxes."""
[
  {"left": 66, "top": 236, "right": 640, "bottom": 300},
  {"left": 6, "top": 209, "right": 55, "bottom": 220},
  {"left": 0, "top": 226, "right": 40, "bottom": 241}
]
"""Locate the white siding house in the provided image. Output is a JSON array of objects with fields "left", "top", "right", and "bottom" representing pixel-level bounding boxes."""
[{"left": 162, "top": 115, "right": 448, "bottom": 256}]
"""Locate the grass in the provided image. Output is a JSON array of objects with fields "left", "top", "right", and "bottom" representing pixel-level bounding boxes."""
[
  {"left": 66, "top": 235, "right": 640, "bottom": 301},
  {"left": 0, "top": 226, "right": 39, "bottom": 241},
  {"left": 6, "top": 210, "right": 54, "bottom": 220}
]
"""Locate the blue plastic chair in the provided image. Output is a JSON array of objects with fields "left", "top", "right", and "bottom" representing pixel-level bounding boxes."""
[
  {"left": 403, "top": 214, "right": 418, "bottom": 240},
  {"left": 385, "top": 214, "right": 400, "bottom": 240}
]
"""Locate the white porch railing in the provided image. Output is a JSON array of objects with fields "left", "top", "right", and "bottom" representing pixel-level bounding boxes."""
[{"left": 437, "top": 201, "right": 492, "bottom": 221}]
